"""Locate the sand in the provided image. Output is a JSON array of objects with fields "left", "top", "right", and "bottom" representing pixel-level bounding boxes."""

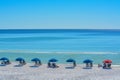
[{"left": 0, "top": 63, "right": 120, "bottom": 80}]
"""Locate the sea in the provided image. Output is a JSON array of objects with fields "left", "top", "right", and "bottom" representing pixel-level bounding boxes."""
[{"left": 0, "top": 29, "right": 120, "bottom": 64}]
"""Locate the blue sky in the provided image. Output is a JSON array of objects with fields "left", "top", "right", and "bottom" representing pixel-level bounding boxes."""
[{"left": 0, "top": 0, "right": 120, "bottom": 29}]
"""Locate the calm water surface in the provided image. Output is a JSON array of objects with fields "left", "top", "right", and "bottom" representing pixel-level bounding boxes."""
[{"left": 0, "top": 29, "right": 120, "bottom": 64}]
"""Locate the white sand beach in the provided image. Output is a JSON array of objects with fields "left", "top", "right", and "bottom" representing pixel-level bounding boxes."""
[{"left": 0, "top": 63, "right": 120, "bottom": 80}]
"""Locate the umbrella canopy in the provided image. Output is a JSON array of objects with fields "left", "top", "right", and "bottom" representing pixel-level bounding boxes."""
[
  {"left": 49, "top": 58, "right": 58, "bottom": 62},
  {"left": 31, "top": 58, "right": 40, "bottom": 62},
  {"left": 0, "top": 57, "right": 9, "bottom": 61},
  {"left": 66, "top": 58, "right": 75, "bottom": 62},
  {"left": 103, "top": 59, "right": 112, "bottom": 63},
  {"left": 83, "top": 59, "right": 93, "bottom": 63},
  {"left": 15, "top": 57, "right": 25, "bottom": 61}
]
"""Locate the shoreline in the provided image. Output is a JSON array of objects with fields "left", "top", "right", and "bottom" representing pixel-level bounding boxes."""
[{"left": 1, "top": 62, "right": 120, "bottom": 67}]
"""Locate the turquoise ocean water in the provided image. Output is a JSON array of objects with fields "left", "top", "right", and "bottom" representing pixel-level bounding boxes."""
[{"left": 0, "top": 29, "right": 120, "bottom": 64}]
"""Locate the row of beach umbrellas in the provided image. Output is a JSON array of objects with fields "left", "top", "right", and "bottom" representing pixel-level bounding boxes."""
[
  {"left": 0, "top": 57, "right": 112, "bottom": 69},
  {"left": 0, "top": 57, "right": 112, "bottom": 64}
]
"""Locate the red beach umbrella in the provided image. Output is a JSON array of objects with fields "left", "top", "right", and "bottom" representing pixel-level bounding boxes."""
[{"left": 103, "top": 59, "right": 112, "bottom": 63}]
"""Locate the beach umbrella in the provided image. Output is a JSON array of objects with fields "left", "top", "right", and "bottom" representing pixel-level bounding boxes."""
[
  {"left": 31, "top": 58, "right": 41, "bottom": 65},
  {"left": 49, "top": 58, "right": 58, "bottom": 62},
  {"left": 0, "top": 57, "right": 10, "bottom": 65},
  {"left": 103, "top": 59, "right": 112, "bottom": 63},
  {"left": 15, "top": 57, "right": 25, "bottom": 61},
  {"left": 0, "top": 57, "right": 9, "bottom": 61},
  {"left": 83, "top": 59, "right": 93, "bottom": 63},
  {"left": 66, "top": 58, "right": 75, "bottom": 62},
  {"left": 66, "top": 58, "right": 76, "bottom": 67},
  {"left": 31, "top": 58, "right": 40, "bottom": 62}
]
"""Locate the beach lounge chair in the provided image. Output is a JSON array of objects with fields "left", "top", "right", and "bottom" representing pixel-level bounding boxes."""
[
  {"left": 66, "top": 58, "right": 76, "bottom": 69},
  {"left": 83, "top": 59, "right": 93, "bottom": 69},
  {"left": 15, "top": 57, "right": 26, "bottom": 67},
  {"left": 103, "top": 59, "right": 112, "bottom": 69},
  {"left": 103, "top": 63, "right": 107, "bottom": 69},
  {"left": 48, "top": 62, "right": 52, "bottom": 68},
  {"left": 48, "top": 58, "right": 59, "bottom": 68},
  {"left": 98, "top": 64, "right": 102, "bottom": 68},
  {"left": 31, "top": 58, "right": 42, "bottom": 67},
  {"left": 0, "top": 57, "right": 11, "bottom": 66},
  {"left": 52, "top": 63, "right": 59, "bottom": 68}
]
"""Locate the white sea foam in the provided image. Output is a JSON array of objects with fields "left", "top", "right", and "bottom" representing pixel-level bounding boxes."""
[{"left": 0, "top": 50, "right": 119, "bottom": 54}]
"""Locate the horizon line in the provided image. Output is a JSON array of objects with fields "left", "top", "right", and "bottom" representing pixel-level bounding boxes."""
[{"left": 0, "top": 29, "right": 120, "bottom": 30}]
